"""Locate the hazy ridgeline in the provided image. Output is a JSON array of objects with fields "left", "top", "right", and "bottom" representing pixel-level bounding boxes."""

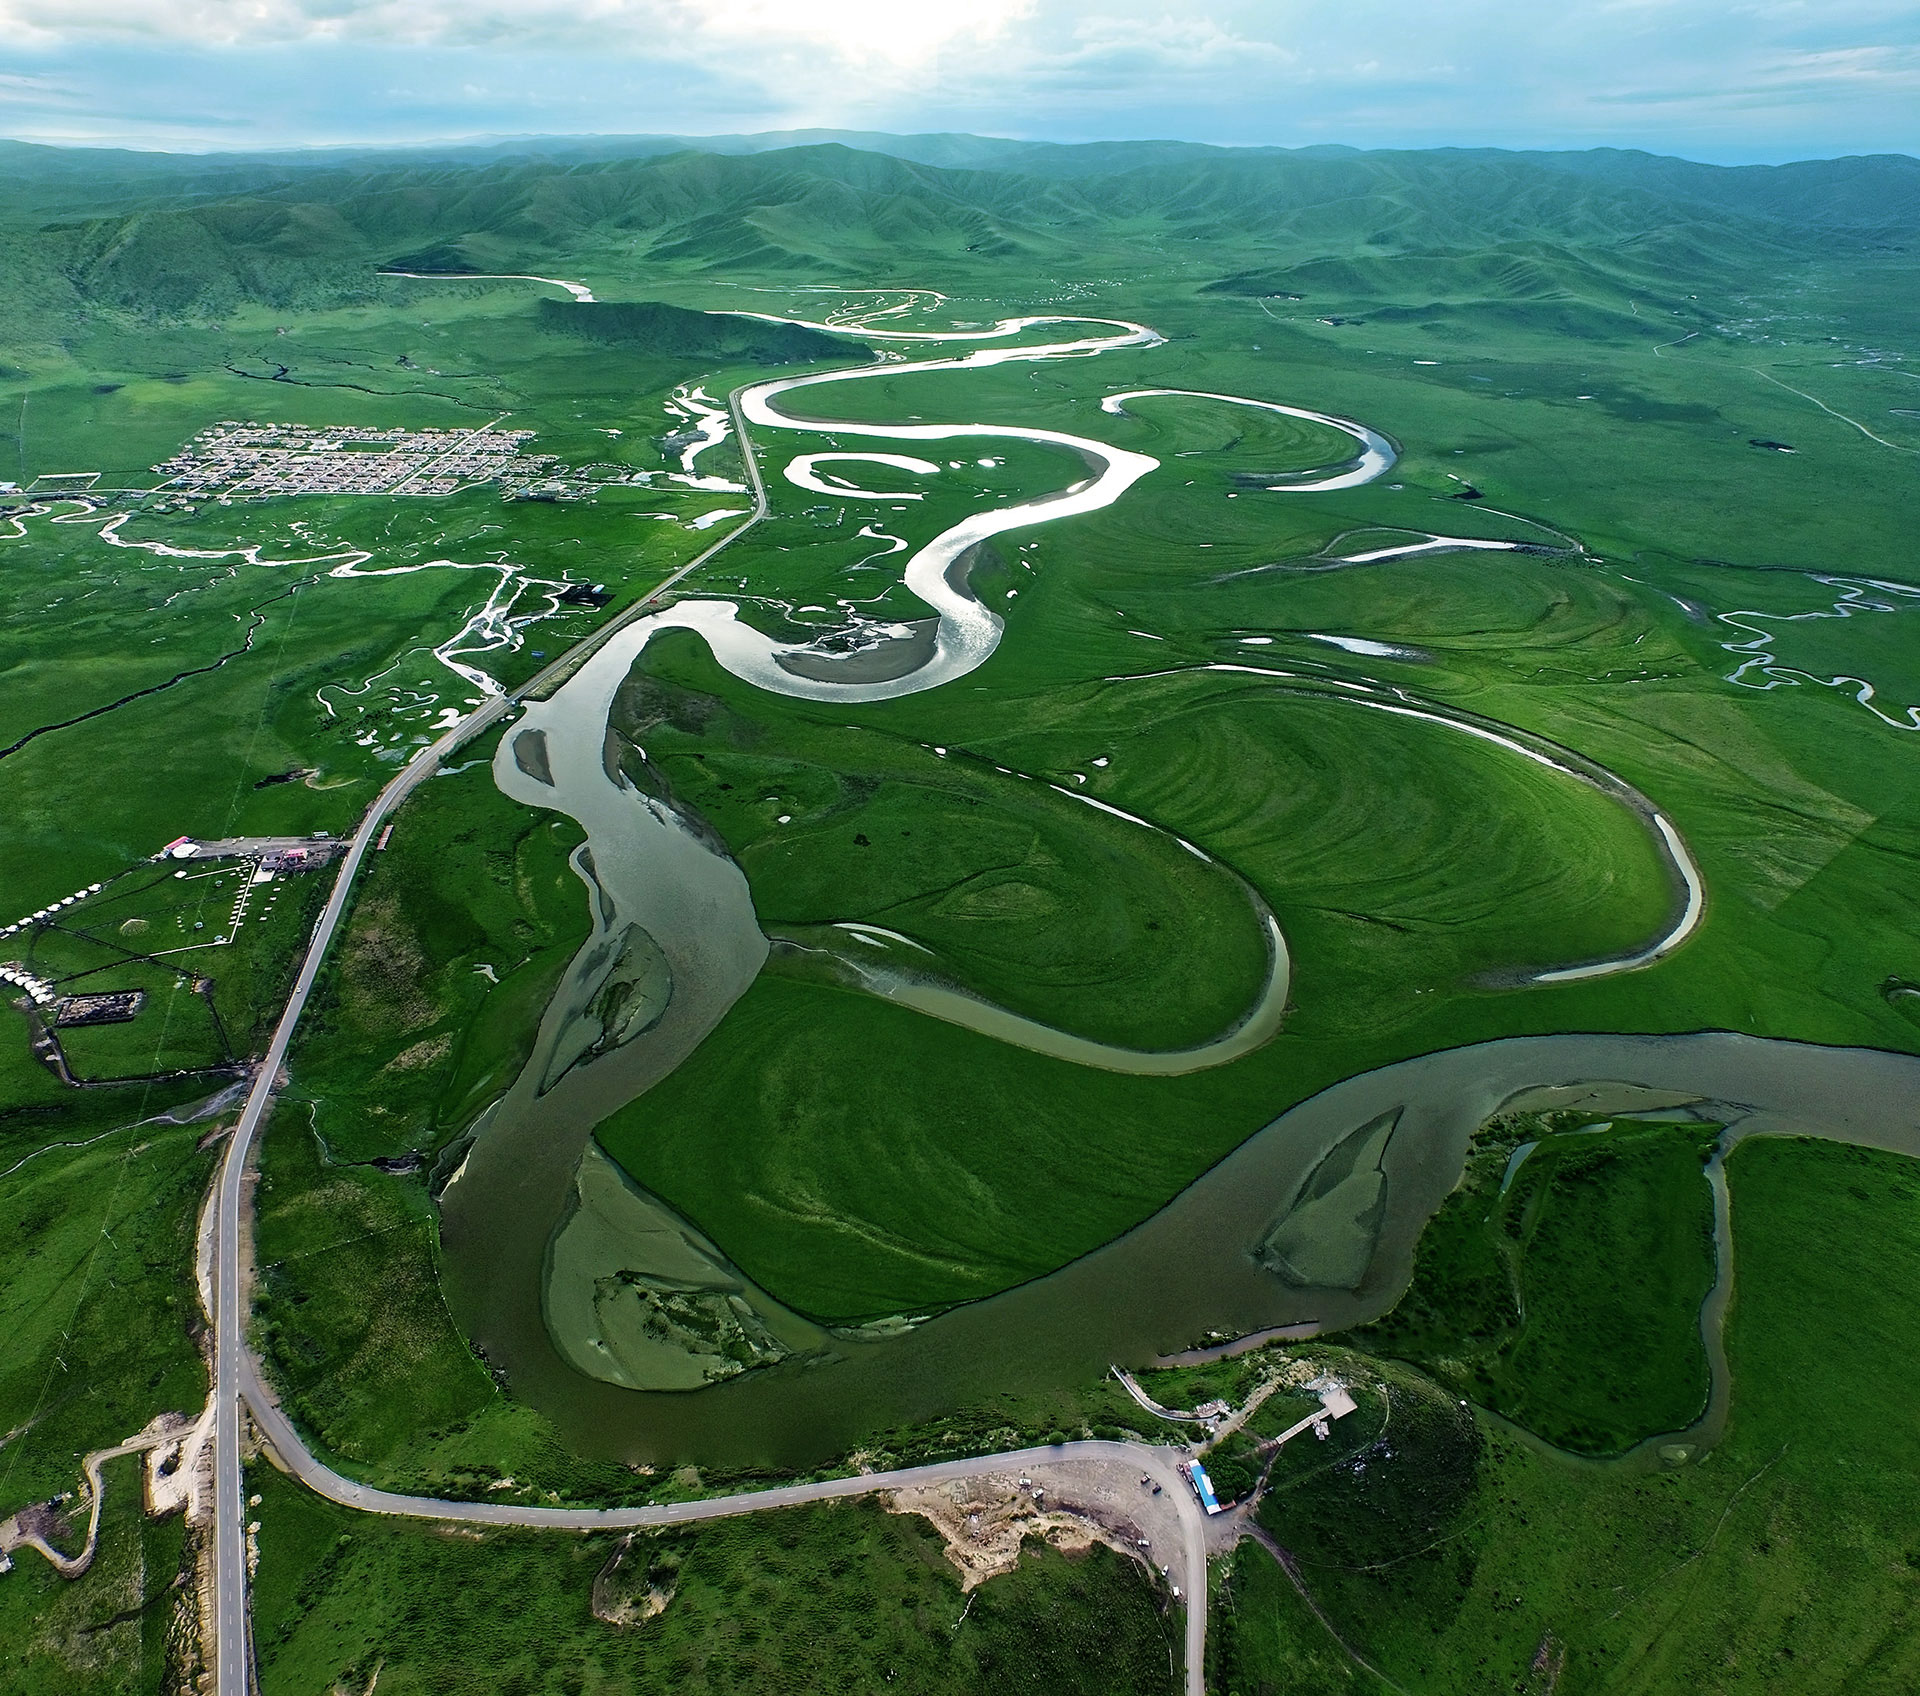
[{"left": 2, "top": 135, "right": 1917, "bottom": 333}]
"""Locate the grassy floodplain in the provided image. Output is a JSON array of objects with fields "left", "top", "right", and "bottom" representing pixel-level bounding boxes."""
[
  {"left": 500, "top": 224, "right": 1914, "bottom": 1334},
  {"left": 281, "top": 729, "right": 591, "bottom": 1164},
  {"left": 249, "top": 736, "right": 613, "bottom": 1485},
  {"left": 608, "top": 632, "right": 1273, "bottom": 1052},
  {"left": 585, "top": 337, "right": 1731, "bottom": 1320},
  {"left": 198, "top": 238, "right": 1920, "bottom": 1369},
  {"left": 0, "top": 274, "right": 866, "bottom": 1418},
  {"left": 1220, "top": 1136, "right": 1920, "bottom": 1694},
  {"left": 3, "top": 137, "right": 1920, "bottom": 1682},
  {"left": 575, "top": 264, "right": 1920, "bottom": 1322},
  {"left": 1354, "top": 1114, "right": 1720, "bottom": 1453}
]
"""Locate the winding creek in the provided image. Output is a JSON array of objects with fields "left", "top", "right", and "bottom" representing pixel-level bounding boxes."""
[{"left": 427, "top": 297, "right": 1919, "bottom": 1469}]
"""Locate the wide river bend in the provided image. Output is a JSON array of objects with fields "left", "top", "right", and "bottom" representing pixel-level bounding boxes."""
[{"left": 432, "top": 302, "right": 1918, "bottom": 1467}]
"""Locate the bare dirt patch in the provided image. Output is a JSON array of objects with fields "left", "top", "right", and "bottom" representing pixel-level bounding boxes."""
[
  {"left": 888, "top": 1457, "right": 1187, "bottom": 1592},
  {"left": 382, "top": 1033, "right": 454, "bottom": 1074},
  {"left": 592, "top": 1531, "right": 680, "bottom": 1626}
]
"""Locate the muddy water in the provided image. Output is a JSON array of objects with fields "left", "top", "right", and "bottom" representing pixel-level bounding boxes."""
[
  {"left": 443, "top": 1031, "right": 1920, "bottom": 1471},
  {"left": 432, "top": 304, "right": 1919, "bottom": 1469},
  {"left": 437, "top": 620, "right": 770, "bottom": 1394}
]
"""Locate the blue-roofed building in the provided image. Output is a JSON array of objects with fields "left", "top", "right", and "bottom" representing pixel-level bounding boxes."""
[{"left": 1184, "top": 1460, "right": 1224, "bottom": 1515}]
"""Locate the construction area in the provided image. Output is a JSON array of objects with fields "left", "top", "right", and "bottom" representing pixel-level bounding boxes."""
[{"left": 888, "top": 1456, "right": 1199, "bottom": 1596}]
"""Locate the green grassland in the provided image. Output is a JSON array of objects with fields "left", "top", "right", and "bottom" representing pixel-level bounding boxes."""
[
  {"left": 1211, "top": 1539, "right": 1390, "bottom": 1696},
  {"left": 254, "top": 1116, "right": 495, "bottom": 1466},
  {"left": 5, "top": 276, "right": 852, "bottom": 487},
  {"left": 256, "top": 1050, "right": 1189, "bottom": 1488},
  {"left": 0, "top": 1098, "right": 213, "bottom": 1515},
  {"left": 0, "top": 854, "right": 218, "bottom": 1665},
  {"left": 253, "top": 1105, "right": 651, "bottom": 1501},
  {"left": 247, "top": 1462, "right": 1177, "bottom": 1696},
  {"left": 0, "top": 1455, "right": 194, "bottom": 1696},
  {"left": 1230, "top": 1137, "right": 1920, "bottom": 1694},
  {"left": 0, "top": 267, "right": 862, "bottom": 1148},
  {"left": 1353, "top": 1115, "right": 1720, "bottom": 1454},
  {"left": 576, "top": 249, "right": 1919, "bottom": 1323},
  {"left": 2, "top": 139, "right": 1918, "bottom": 1591},
  {"left": 0, "top": 490, "right": 608, "bottom": 1108},
  {"left": 0, "top": 492, "right": 608, "bottom": 929},
  {"left": 285, "top": 730, "right": 590, "bottom": 1163},
  {"left": 684, "top": 430, "right": 1103, "bottom": 643},
  {"left": 12, "top": 857, "right": 332, "bottom": 1085},
  {"left": 610, "top": 632, "right": 1272, "bottom": 1050}
]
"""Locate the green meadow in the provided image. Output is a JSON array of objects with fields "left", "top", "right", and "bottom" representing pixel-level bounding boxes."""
[
  {"left": 2, "top": 137, "right": 1919, "bottom": 1684},
  {"left": 246, "top": 1464, "right": 1176, "bottom": 1696},
  {"left": 1228, "top": 1135, "right": 1920, "bottom": 1694},
  {"left": 590, "top": 303, "right": 1914, "bottom": 1321},
  {"left": 1354, "top": 1114, "right": 1721, "bottom": 1454},
  {"left": 0, "top": 1095, "right": 213, "bottom": 1514},
  {"left": 0, "top": 1451, "right": 192, "bottom": 1696},
  {"left": 283, "top": 729, "right": 592, "bottom": 1164}
]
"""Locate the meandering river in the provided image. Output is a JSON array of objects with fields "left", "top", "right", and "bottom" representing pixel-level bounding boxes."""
[{"left": 433, "top": 299, "right": 1915, "bottom": 1468}]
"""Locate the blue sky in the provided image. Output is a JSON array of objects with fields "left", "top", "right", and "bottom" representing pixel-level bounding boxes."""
[{"left": 1, "top": 0, "right": 1915, "bottom": 159}]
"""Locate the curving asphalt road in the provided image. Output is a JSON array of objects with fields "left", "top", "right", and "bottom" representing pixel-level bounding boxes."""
[
  {"left": 210, "top": 370, "right": 1213, "bottom": 1695},
  {"left": 211, "top": 391, "right": 776, "bottom": 1696},
  {"left": 246, "top": 1352, "right": 1208, "bottom": 1692},
  {"left": 211, "top": 695, "right": 512, "bottom": 1693}
]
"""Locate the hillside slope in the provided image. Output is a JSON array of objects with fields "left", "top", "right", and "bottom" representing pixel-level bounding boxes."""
[{"left": 2, "top": 137, "right": 1912, "bottom": 330}]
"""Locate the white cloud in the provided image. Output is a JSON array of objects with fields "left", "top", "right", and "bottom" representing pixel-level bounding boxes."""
[
  {"left": 1062, "top": 12, "right": 1295, "bottom": 69},
  {"left": 0, "top": 0, "right": 1034, "bottom": 62},
  {"left": 0, "top": 0, "right": 1914, "bottom": 155},
  {"left": 689, "top": 0, "right": 1034, "bottom": 68}
]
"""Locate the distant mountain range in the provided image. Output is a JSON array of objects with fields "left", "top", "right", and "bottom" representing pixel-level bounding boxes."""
[{"left": 1, "top": 131, "right": 1913, "bottom": 331}]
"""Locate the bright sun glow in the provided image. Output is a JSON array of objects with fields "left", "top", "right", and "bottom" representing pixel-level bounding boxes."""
[{"left": 679, "top": 0, "right": 1035, "bottom": 65}]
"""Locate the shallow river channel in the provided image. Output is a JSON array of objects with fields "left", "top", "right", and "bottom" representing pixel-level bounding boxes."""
[{"left": 435, "top": 305, "right": 1920, "bottom": 1469}]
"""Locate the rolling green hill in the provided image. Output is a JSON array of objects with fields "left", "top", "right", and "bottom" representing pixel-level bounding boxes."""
[
  {"left": 5, "top": 137, "right": 1913, "bottom": 334},
  {"left": 532, "top": 297, "right": 853, "bottom": 361}
]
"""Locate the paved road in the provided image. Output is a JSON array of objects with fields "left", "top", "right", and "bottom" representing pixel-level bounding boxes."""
[
  {"left": 210, "top": 700, "right": 510, "bottom": 1693},
  {"left": 211, "top": 393, "right": 782, "bottom": 1693},
  {"left": 246, "top": 1353, "right": 1207, "bottom": 1692},
  {"left": 210, "top": 378, "right": 1215, "bottom": 1695}
]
